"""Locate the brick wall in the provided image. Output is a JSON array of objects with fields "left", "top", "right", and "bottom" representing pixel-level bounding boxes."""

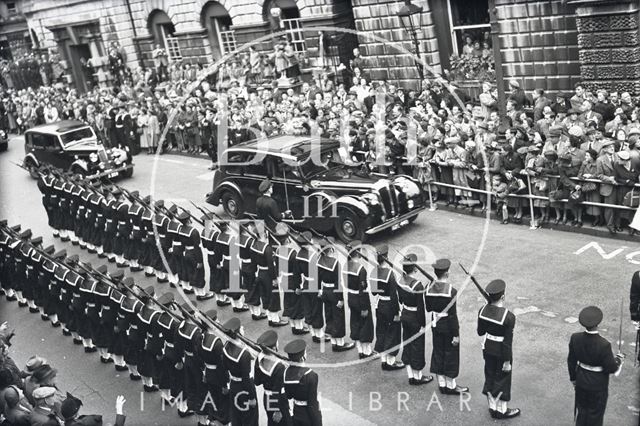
[
  {"left": 351, "top": 0, "right": 440, "bottom": 89},
  {"left": 495, "top": 0, "right": 580, "bottom": 95}
]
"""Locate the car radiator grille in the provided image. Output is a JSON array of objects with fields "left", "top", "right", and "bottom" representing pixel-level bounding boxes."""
[{"left": 377, "top": 184, "right": 400, "bottom": 218}]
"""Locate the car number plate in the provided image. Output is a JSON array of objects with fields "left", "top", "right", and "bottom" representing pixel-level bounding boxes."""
[
  {"left": 108, "top": 172, "right": 118, "bottom": 178},
  {"left": 391, "top": 219, "right": 409, "bottom": 231}
]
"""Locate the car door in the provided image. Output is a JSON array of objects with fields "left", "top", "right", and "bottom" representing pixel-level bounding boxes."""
[
  {"left": 268, "top": 156, "right": 305, "bottom": 221},
  {"left": 228, "top": 150, "right": 263, "bottom": 213}
]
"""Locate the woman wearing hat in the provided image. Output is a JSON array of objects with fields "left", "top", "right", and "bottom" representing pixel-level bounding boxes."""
[
  {"left": 578, "top": 149, "right": 602, "bottom": 226},
  {"left": 613, "top": 149, "right": 639, "bottom": 232}
]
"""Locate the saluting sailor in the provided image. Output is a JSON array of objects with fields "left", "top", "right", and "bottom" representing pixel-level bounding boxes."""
[
  {"left": 568, "top": 306, "right": 624, "bottom": 426},
  {"left": 477, "top": 279, "right": 520, "bottom": 419}
]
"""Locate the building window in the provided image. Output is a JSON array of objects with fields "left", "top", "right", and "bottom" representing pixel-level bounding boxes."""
[
  {"left": 219, "top": 28, "right": 236, "bottom": 54},
  {"left": 160, "top": 24, "right": 181, "bottom": 61},
  {"left": 281, "top": 17, "right": 305, "bottom": 53},
  {"left": 447, "top": 0, "right": 490, "bottom": 55},
  {"left": 6, "top": 2, "right": 16, "bottom": 14}
]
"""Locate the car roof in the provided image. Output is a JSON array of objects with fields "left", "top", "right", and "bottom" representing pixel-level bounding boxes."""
[
  {"left": 26, "top": 120, "right": 89, "bottom": 135},
  {"left": 227, "top": 136, "right": 340, "bottom": 160}
]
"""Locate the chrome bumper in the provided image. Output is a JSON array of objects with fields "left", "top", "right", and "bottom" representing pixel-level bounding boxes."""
[
  {"left": 365, "top": 206, "right": 425, "bottom": 235},
  {"left": 87, "top": 163, "right": 133, "bottom": 180}
]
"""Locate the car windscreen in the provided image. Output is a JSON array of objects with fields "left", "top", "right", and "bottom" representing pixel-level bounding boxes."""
[
  {"left": 60, "top": 127, "right": 95, "bottom": 145},
  {"left": 299, "top": 148, "right": 348, "bottom": 177}
]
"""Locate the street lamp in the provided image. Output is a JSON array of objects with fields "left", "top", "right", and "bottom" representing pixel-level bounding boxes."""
[{"left": 397, "top": 0, "right": 424, "bottom": 81}]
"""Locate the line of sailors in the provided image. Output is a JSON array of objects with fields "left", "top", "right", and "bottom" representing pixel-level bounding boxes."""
[{"left": 0, "top": 222, "right": 322, "bottom": 426}]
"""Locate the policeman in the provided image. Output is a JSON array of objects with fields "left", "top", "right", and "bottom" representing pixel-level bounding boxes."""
[
  {"left": 425, "top": 258, "right": 468, "bottom": 395},
  {"left": 568, "top": 306, "right": 624, "bottom": 426},
  {"left": 256, "top": 179, "right": 290, "bottom": 231},
  {"left": 273, "top": 224, "right": 306, "bottom": 334},
  {"left": 397, "top": 254, "right": 432, "bottom": 385},
  {"left": 255, "top": 330, "right": 291, "bottom": 426},
  {"left": 346, "top": 242, "right": 374, "bottom": 358},
  {"left": 372, "top": 245, "right": 404, "bottom": 371},
  {"left": 477, "top": 279, "right": 519, "bottom": 419},
  {"left": 283, "top": 339, "right": 322, "bottom": 426},
  {"left": 221, "top": 317, "right": 258, "bottom": 426}
]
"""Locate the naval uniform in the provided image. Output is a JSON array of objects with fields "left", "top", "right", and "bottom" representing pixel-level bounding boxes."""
[
  {"left": 297, "top": 245, "right": 321, "bottom": 328},
  {"left": 250, "top": 236, "right": 277, "bottom": 311},
  {"left": 237, "top": 231, "right": 256, "bottom": 303},
  {"left": 176, "top": 320, "right": 204, "bottom": 411},
  {"left": 199, "top": 330, "right": 230, "bottom": 423},
  {"left": 283, "top": 365, "right": 322, "bottom": 426},
  {"left": 137, "top": 304, "right": 162, "bottom": 380},
  {"left": 320, "top": 253, "right": 342, "bottom": 339},
  {"left": 347, "top": 259, "right": 373, "bottom": 344},
  {"left": 256, "top": 194, "right": 283, "bottom": 231},
  {"left": 424, "top": 280, "right": 460, "bottom": 378},
  {"left": 180, "top": 224, "right": 205, "bottom": 288},
  {"left": 255, "top": 351, "right": 291, "bottom": 426},
  {"left": 277, "top": 242, "right": 303, "bottom": 320},
  {"left": 373, "top": 266, "right": 401, "bottom": 357},
  {"left": 477, "top": 303, "right": 516, "bottom": 401},
  {"left": 222, "top": 340, "right": 258, "bottom": 426},
  {"left": 568, "top": 331, "right": 621, "bottom": 426},
  {"left": 156, "top": 311, "right": 181, "bottom": 397},
  {"left": 397, "top": 274, "right": 426, "bottom": 371}
]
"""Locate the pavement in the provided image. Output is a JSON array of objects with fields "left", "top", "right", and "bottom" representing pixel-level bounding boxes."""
[{"left": 1, "top": 133, "right": 639, "bottom": 425}]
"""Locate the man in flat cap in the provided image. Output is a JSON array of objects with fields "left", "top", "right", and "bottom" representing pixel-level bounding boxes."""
[
  {"left": 254, "top": 330, "right": 291, "bottom": 426},
  {"left": 568, "top": 306, "right": 624, "bottom": 426},
  {"left": 221, "top": 317, "right": 258, "bottom": 426},
  {"left": 477, "top": 279, "right": 519, "bottom": 419},
  {"left": 28, "top": 386, "right": 62, "bottom": 426},
  {"left": 256, "top": 179, "right": 291, "bottom": 231},
  {"left": 425, "top": 258, "right": 468, "bottom": 395},
  {"left": 283, "top": 339, "right": 322, "bottom": 426}
]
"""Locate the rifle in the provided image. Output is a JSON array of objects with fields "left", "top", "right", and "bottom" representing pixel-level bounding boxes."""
[
  {"left": 176, "top": 205, "right": 204, "bottom": 226},
  {"left": 387, "top": 246, "right": 435, "bottom": 283},
  {"left": 458, "top": 262, "right": 491, "bottom": 302},
  {"left": 193, "top": 201, "right": 260, "bottom": 240}
]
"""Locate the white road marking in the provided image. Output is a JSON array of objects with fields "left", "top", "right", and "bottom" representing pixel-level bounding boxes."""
[
  {"left": 564, "top": 317, "right": 578, "bottom": 323},
  {"left": 158, "top": 158, "right": 185, "bottom": 164},
  {"left": 513, "top": 306, "right": 541, "bottom": 316}
]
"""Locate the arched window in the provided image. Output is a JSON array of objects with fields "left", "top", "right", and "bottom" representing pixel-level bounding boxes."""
[
  {"left": 201, "top": 1, "right": 235, "bottom": 60},
  {"left": 263, "top": 0, "right": 305, "bottom": 53},
  {"left": 148, "top": 9, "right": 181, "bottom": 61}
]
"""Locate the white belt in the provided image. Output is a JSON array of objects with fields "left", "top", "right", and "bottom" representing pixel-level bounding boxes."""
[
  {"left": 321, "top": 282, "right": 334, "bottom": 288},
  {"left": 347, "top": 288, "right": 359, "bottom": 294},
  {"left": 256, "top": 265, "right": 269, "bottom": 271},
  {"left": 184, "top": 350, "right": 194, "bottom": 357},
  {"left": 106, "top": 219, "right": 113, "bottom": 223},
  {"left": 293, "top": 399, "right": 308, "bottom": 406},
  {"left": 577, "top": 361, "right": 603, "bottom": 372},
  {"left": 241, "top": 258, "right": 251, "bottom": 263},
  {"left": 185, "top": 245, "right": 195, "bottom": 250},
  {"left": 165, "top": 342, "right": 174, "bottom": 348},
  {"left": 280, "top": 272, "right": 294, "bottom": 276},
  {"left": 133, "top": 226, "right": 140, "bottom": 230},
  {"left": 430, "top": 311, "right": 448, "bottom": 327},
  {"left": 204, "top": 249, "right": 215, "bottom": 255},
  {"left": 484, "top": 333, "right": 504, "bottom": 342},
  {"left": 86, "top": 302, "right": 96, "bottom": 307},
  {"left": 264, "top": 389, "right": 281, "bottom": 395},
  {"left": 223, "top": 255, "right": 231, "bottom": 260},
  {"left": 229, "top": 374, "right": 242, "bottom": 382},
  {"left": 402, "top": 304, "right": 417, "bottom": 312},
  {"left": 118, "top": 221, "right": 127, "bottom": 225},
  {"left": 378, "top": 295, "right": 390, "bottom": 301},
  {"left": 172, "top": 241, "right": 182, "bottom": 246},
  {"left": 205, "top": 363, "right": 217, "bottom": 370},
  {"left": 301, "top": 274, "right": 314, "bottom": 282}
]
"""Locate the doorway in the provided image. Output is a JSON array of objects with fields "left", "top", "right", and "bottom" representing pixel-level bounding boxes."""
[{"left": 69, "top": 43, "right": 92, "bottom": 93}]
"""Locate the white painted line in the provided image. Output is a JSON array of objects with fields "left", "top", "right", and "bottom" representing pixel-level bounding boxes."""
[{"left": 159, "top": 158, "right": 185, "bottom": 165}]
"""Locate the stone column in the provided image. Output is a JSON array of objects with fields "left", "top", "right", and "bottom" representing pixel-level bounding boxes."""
[{"left": 570, "top": 0, "right": 640, "bottom": 95}]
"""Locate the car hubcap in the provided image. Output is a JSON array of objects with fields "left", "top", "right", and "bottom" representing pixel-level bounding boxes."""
[
  {"left": 227, "top": 199, "right": 238, "bottom": 215},
  {"left": 342, "top": 219, "right": 355, "bottom": 237}
]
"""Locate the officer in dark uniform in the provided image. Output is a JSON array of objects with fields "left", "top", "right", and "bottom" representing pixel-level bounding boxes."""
[
  {"left": 255, "top": 330, "right": 291, "bottom": 426},
  {"left": 346, "top": 242, "right": 374, "bottom": 358},
  {"left": 477, "top": 279, "right": 519, "bottom": 419},
  {"left": 397, "top": 254, "right": 432, "bottom": 385},
  {"left": 256, "top": 179, "right": 290, "bottom": 231},
  {"left": 198, "top": 309, "right": 230, "bottom": 425},
  {"left": 372, "top": 245, "right": 404, "bottom": 371},
  {"left": 283, "top": 339, "right": 322, "bottom": 426},
  {"left": 425, "top": 258, "right": 468, "bottom": 395},
  {"left": 568, "top": 306, "right": 624, "bottom": 426},
  {"left": 221, "top": 317, "right": 258, "bottom": 426}
]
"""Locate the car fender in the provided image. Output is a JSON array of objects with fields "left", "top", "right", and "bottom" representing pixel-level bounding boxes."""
[
  {"left": 214, "top": 181, "right": 243, "bottom": 203},
  {"left": 70, "top": 158, "right": 88, "bottom": 172},
  {"left": 334, "top": 195, "right": 369, "bottom": 217},
  {"left": 24, "top": 153, "right": 39, "bottom": 167}
]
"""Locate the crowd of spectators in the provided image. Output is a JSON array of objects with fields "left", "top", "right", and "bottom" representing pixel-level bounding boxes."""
[
  {"left": 0, "top": 322, "right": 126, "bottom": 425},
  {"left": 2, "top": 42, "right": 640, "bottom": 234}
]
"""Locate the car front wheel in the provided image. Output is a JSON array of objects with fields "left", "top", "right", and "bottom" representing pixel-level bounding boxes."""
[
  {"left": 221, "top": 191, "right": 244, "bottom": 219},
  {"left": 335, "top": 210, "right": 365, "bottom": 243},
  {"left": 25, "top": 159, "right": 39, "bottom": 179}
]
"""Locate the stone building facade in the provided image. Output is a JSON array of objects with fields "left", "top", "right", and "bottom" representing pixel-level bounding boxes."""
[{"left": 5, "top": 0, "right": 640, "bottom": 96}]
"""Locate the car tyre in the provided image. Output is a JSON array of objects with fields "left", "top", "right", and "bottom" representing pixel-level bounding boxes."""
[
  {"left": 24, "top": 158, "right": 39, "bottom": 179},
  {"left": 221, "top": 191, "right": 244, "bottom": 219},
  {"left": 0, "top": 143, "right": 7, "bottom": 152},
  {"left": 335, "top": 209, "right": 364, "bottom": 243}
]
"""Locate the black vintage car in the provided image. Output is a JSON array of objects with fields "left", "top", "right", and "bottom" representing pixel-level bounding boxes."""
[
  {"left": 22, "top": 120, "right": 133, "bottom": 179},
  {"left": 206, "top": 135, "right": 426, "bottom": 242}
]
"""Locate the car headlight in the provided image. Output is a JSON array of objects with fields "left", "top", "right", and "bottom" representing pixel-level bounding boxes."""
[
  {"left": 362, "top": 193, "right": 379, "bottom": 205},
  {"left": 407, "top": 200, "right": 415, "bottom": 209},
  {"left": 89, "top": 153, "right": 98, "bottom": 162},
  {"left": 394, "top": 176, "right": 420, "bottom": 197},
  {"left": 99, "top": 163, "right": 105, "bottom": 170},
  {"left": 0, "top": 130, "right": 6, "bottom": 137}
]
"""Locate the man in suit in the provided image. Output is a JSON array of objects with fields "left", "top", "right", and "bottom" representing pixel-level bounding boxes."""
[
  {"left": 28, "top": 386, "right": 63, "bottom": 426},
  {"left": 568, "top": 306, "right": 623, "bottom": 426},
  {"left": 595, "top": 140, "right": 619, "bottom": 233},
  {"left": 579, "top": 100, "right": 603, "bottom": 129},
  {"left": 59, "top": 394, "right": 126, "bottom": 426},
  {"left": 580, "top": 129, "right": 604, "bottom": 154}
]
